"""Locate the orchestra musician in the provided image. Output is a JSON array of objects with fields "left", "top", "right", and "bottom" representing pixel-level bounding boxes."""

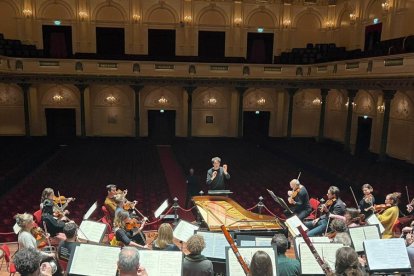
[
  {"left": 304, "top": 186, "right": 346, "bottom": 237},
  {"left": 152, "top": 223, "right": 180, "bottom": 251},
  {"left": 182, "top": 234, "right": 214, "bottom": 275},
  {"left": 287, "top": 179, "right": 312, "bottom": 220},
  {"left": 111, "top": 210, "right": 148, "bottom": 249},
  {"left": 206, "top": 157, "right": 230, "bottom": 190},
  {"left": 14, "top": 213, "right": 54, "bottom": 258},
  {"left": 271, "top": 234, "right": 300, "bottom": 276},
  {"left": 249, "top": 250, "right": 274, "bottom": 276},
  {"left": 329, "top": 207, "right": 363, "bottom": 228},
  {"left": 376, "top": 192, "right": 401, "bottom": 239},
  {"left": 41, "top": 199, "right": 74, "bottom": 237},
  {"left": 104, "top": 184, "right": 118, "bottom": 218},
  {"left": 40, "top": 188, "right": 74, "bottom": 219},
  {"left": 57, "top": 222, "right": 78, "bottom": 262},
  {"left": 358, "top": 184, "right": 375, "bottom": 218}
]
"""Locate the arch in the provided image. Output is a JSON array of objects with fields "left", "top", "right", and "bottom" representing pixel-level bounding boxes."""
[
  {"left": 196, "top": 5, "right": 229, "bottom": 26},
  {"left": 193, "top": 87, "right": 227, "bottom": 109},
  {"left": 245, "top": 8, "right": 277, "bottom": 28},
  {"left": 145, "top": 3, "right": 178, "bottom": 24},
  {"left": 93, "top": 2, "right": 127, "bottom": 22},
  {"left": 93, "top": 86, "right": 131, "bottom": 107},
  {"left": 363, "top": 0, "right": 383, "bottom": 20},
  {"left": 0, "top": 0, "right": 19, "bottom": 16},
  {"left": 327, "top": 89, "right": 346, "bottom": 111},
  {"left": 354, "top": 90, "right": 375, "bottom": 115},
  {"left": 0, "top": 84, "right": 23, "bottom": 106},
  {"left": 38, "top": 0, "right": 75, "bottom": 20},
  {"left": 41, "top": 85, "right": 79, "bottom": 106},
  {"left": 336, "top": 6, "right": 352, "bottom": 27},
  {"left": 294, "top": 89, "right": 323, "bottom": 110},
  {"left": 143, "top": 87, "right": 179, "bottom": 108},
  {"left": 293, "top": 9, "right": 323, "bottom": 28},
  {"left": 243, "top": 88, "right": 275, "bottom": 109},
  {"left": 390, "top": 91, "right": 414, "bottom": 119}
]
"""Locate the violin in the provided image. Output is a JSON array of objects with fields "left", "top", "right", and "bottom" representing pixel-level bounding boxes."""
[
  {"left": 288, "top": 187, "right": 301, "bottom": 204},
  {"left": 53, "top": 195, "right": 75, "bottom": 205},
  {"left": 31, "top": 227, "right": 47, "bottom": 248},
  {"left": 372, "top": 204, "right": 391, "bottom": 214},
  {"left": 125, "top": 217, "right": 148, "bottom": 231}
]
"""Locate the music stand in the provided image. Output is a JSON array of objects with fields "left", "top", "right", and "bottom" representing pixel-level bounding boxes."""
[
  {"left": 267, "top": 189, "right": 293, "bottom": 214},
  {"left": 154, "top": 199, "right": 169, "bottom": 219}
]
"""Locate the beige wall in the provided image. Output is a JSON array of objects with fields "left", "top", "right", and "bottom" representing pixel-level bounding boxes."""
[{"left": 1, "top": 0, "right": 413, "bottom": 56}]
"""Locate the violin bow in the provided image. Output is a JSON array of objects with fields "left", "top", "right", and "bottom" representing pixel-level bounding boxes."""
[
  {"left": 42, "top": 221, "right": 53, "bottom": 252},
  {"left": 297, "top": 171, "right": 302, "bottom": 181},
  {"left": 349, "top": 186, "right": 359, "bottom": 209},
  {"left": 406, "top": 186, "right": 411, "bottom": 204}
]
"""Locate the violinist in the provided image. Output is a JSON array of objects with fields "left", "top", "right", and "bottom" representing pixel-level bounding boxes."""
[
  {"left": 287, "top": 179, "right": 312, "bottom": 220},
  {"left": 57, "top": 222, "right": 78, "bottom": 262},
  {"left": 304, "top": 186, "right": 346, "bottom": 237},
  {"left": 111, "top": 210, "right": 148, "bottom": 249},
  {"left": 104, "top": 184, "right": 118, "bottom": 218},
  {"left": 358, "top": 184, "right": 375, "bottom": 218},
  {"left": 377, "top": 192, "right": 401, "bottom": 239},
  {"left": 14, "top": 213, "right": 54, "bottom": 258},
  {"left": 40, "top": 188, "right": 74, "bottom": 220},
  {"left": 329, "top": 208, "right": 363, "bottom": 228},
  {"left": 152, "top": 223, "right": 180, "bottom": 251},
  {"left": 41, "top": 199, "right": 75, "bottom": 237},
  {"left": 329, "top": 219, "right": 352, "bottom": 246}
]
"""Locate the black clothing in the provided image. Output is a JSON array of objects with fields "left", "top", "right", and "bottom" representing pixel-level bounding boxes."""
[
  {"left": 41, "top": 214, "right": 65, "bottom": 237},
  {"left": 57, "top": 240, "right": 77, "bottom": 261},
  {"left": 292, "top": 186, "right": 312, "bottom": 220},
  {"left": 115, "top": 228, "right": 145, "bottom": 246},
  {"left": 206, "top": 167, "right": 230, "bottom": 190},
  {"left": 152, "top": 241, "right": 180, "bottom": 251},
  {"left": 359, "top": 196, "right": 375, "bottom": 218},
  {"left": 185, "top": 174, "right": 200, "bottom": 208}
]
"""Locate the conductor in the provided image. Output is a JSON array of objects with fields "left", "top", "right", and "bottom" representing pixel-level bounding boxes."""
[{"left": 206, "top": 157, "right": 230, "bottom": 190}]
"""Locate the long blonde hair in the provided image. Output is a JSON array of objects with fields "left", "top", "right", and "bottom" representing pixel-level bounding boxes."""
[
  {"left": 14, "top": 213, "right": 33, "bottom": 230},
  {"left": 155, "top": 223, "right": 174, "bottom": 249},
  {"left": 113, "top": 210, "right": 129, "bottom": 229}
]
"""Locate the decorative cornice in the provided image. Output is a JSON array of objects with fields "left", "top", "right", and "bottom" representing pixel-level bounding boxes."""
[{"left": 0, "top": 73, "right": 413, "bottom": 91}]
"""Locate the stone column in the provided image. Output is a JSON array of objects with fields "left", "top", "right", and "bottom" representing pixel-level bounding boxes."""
[
  {"left": 235, "top": 86, "right": 248, "bottom": 138},
  {"left": 286, "top": 88, "right": 298, "bottom": 138},
  {"left": 318, "top": 89, "right": 329, "bottom": 141},
  {"left": 184, "top": 86, "right": 196, "bottom": 138},
  {"left": 379, "top": 90, "right": 396, "bottom": 161},
  {"left": 131, "top": 85, "right": 144, "bottom": 138},
  {"left": 344, "top": 89, "right": 357, "bottom": 152},
  {"left": 18, "top": 83, "right": 31, "bottom": 137},
  {"left": 75, "top": 84, "right": 88, "bottom": 137}
]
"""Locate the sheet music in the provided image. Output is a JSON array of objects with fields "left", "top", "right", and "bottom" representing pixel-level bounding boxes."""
[
  {"left": 13, "top": 223, "right": 21, "bottom": 234},
  {"left": 154, "top": 199, "right": 169, "bottom": 218},
  {"left": 294, "top": 236, "right": 330, "bottom": 258},
  {"left": 83, "top": 201, "right": 97, "bottom": 220},
  {"left": 77, "top": 220, "right": 107, "bottom": 243},
  {"left": 227, "top": 246, "right": 277, "bottom": 276},
  {"left": 255, "top": 237, "right": 272, "bottom": 247},
  {"left": 285, "top": 215, "right": 308, "bottom": 237},
  {"left": 69, "top": 244, "right": 120, "bottom": 276},
  {"left": 139, "top": 251, "right": 182, "bottom": 276},
  {"left": 240, "top": 240, "right": 256, "bottom": 246},
  {"left": 299, "top": 243, "right": 343, "bottom": 275},
  {"left": 349, "top": 225, "right": 381, "bottom": 252},
  {"left": 364, "top": 238, "right": 411, "bottom": 272},
  {"left": 173, "top": 220, "right": 199, "bottom": 242},
  {"left": 366, "top": 214, "right": 385, "bottom": 233},
  {"left": 197, "top": 231, "right": 227, "bottom": 259}
]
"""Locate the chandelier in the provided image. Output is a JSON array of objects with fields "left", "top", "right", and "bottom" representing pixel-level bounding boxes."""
[
  {"left": 158, "top": 96, "right": 168, "bottom": 105},
  {"left": 52, "top": 94, "right": 63, "bottom": 102},
  {"left": 312, "top": 97, "right": 322, "bottom": 106},
  {"left": 257, "top": 97, "right": 266, "bottom": 106},
  {"left": 207, "top": 97, "right": 217, "bottom": 105},
  {"left": 105, "top": 95, "right": 119, "bottom": 105}
]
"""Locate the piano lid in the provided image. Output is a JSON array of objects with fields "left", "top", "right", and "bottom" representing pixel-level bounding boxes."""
[{"left": 193, "top": 195, "right": 283, "bottom": 231}]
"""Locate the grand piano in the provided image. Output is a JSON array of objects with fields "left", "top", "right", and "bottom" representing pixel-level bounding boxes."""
[{"left": 192, "top": 195, "right": 284, "bottom": 231}]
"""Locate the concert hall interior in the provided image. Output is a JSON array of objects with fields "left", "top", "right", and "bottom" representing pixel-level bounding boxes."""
[{"left": 1, "top": 0, "right": 414, "bottom": 275}]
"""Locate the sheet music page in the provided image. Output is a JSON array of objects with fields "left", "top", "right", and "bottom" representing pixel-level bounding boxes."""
[
  {"left": 154, "top": 199, "right": 169, "bottom": 218},
  {"left": 366, "top": 214, "right": 385, "bottom": 233},
  {"left": 294, "top": 237, "right": 330, "bottom": 258},
  {"left": 364, "top": 238, "right": 411, "bottom": 272},
  {"left": 139, "top": 251, "right": 182, "bottom": 276},
  {"left": 83, "top": 201, "right": 97, "bottom": 220},
  {"left": 173, "top": 220, "right": 199, "bottom": 242},
  {"left": 299, "top": 243, "right": 342, "bottom": 275},
  {"left": 77, "top": 220, "right": 107, "bottom": 243},
  {"left": 69, "top": 244, "right": 120, "bottom": 276},
  {"left": 285, "top": 215, "right": 308, "bottom": 237},
  {"left": 13, "top": 223, "right": 21, "bottom": 234},
  {"left": 198, "top": 231, "right": 227, "bottom": 259},
  {"left": 255, "top": 237, "right": 272, "bottom": 247},
  {"left": 240, "top": 240, "right": 256, "bottom": 246},
  {"left": 227, "top": 247, "right": 277, "bottom": 276},
  {"left": 349, "top": 225, "right": 380, "bottom": 252}
]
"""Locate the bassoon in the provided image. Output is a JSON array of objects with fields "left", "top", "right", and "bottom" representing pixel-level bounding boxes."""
[
  {"left": 220, "top": 225, "right": 250, "bottom": 275},
  {"left": 297, "top": 225, "right": 332, "bottom": 275}
]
